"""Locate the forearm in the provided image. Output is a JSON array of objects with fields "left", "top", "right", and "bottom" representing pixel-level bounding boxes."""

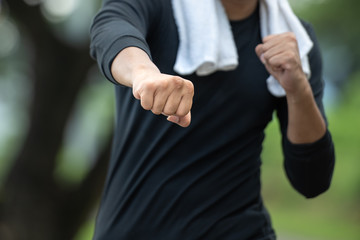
[
  {"left": 111, "top": 47, "right": 160, "bottom": 87},
  {"left": 261, "top": 30, "right": 335, "bottom": 198},
  {"left": 286, "top": 77, "right": 326, "bottom": 144},
  {"left": 111, "top": 47, "right": 194, "bottom": 127},
  {"left": 90, "top": 0, "right": 157, "bottom": 84},
  {"left": 255, "top": 32, "right": 326, "bottom": 144},
  {"left": 280, "top": 77, "right": 334, "bottom": 198}
]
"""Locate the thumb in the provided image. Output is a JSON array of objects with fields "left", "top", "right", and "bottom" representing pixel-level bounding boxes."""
[
  {"left": 255, "top": 44, "right": 265, "bottom": 64},
  {"left": 167, "top": 112, "right": 191, "bottom": 127}
]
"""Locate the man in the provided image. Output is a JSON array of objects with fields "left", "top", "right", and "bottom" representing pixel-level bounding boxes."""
[{"left": 90, "top": 0, "right": 335, "bottom": 239}]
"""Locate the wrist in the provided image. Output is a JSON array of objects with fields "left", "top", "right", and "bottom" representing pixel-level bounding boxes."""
[
  {"left": 111, "top": 47, "right": 159, "bottom": 87},
  {"left": 131, "top": 63, "right": 160, "bottom": 87},
  {"left": 285, "top": 76, "right": 312, "bottom": 104}
]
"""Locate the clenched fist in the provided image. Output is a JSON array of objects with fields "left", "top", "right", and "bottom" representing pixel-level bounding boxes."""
[
  {"left": 255, "top": 32, "right": 308, "bottom": 96},
  {"left": 111, "top": 47, "right": 194, "bottom": 128},
  {"left": 132, "top": 72, "right": 194, "bottom": 127}
]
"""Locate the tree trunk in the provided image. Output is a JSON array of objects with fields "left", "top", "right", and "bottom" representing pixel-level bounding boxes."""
[{"left": 0, "top": 1, "right": 111, "bottom": 239}]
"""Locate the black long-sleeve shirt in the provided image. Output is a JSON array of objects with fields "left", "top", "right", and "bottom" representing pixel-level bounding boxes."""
[{"left": 90, "top": 0, "right": 335, "bottom": 239}]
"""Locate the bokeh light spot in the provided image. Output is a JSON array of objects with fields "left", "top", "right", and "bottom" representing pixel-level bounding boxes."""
[
  {"left": 0, "top": 19, "right": 19, "bottom": 58},
  {"left": 41, "top": 0, "right": 78, "bottom": 22}
]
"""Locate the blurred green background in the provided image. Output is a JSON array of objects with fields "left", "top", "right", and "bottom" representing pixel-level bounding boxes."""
[{"left": 0, "top": 0, "right": 359, "bottom": 239}]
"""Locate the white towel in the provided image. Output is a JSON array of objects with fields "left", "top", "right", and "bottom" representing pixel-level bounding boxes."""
[
  {"left": 171, "top": 0, "right": 313, "bottom": 97},
  {"left": 171, "top": 0, "right": 238, "bottom": 76}
]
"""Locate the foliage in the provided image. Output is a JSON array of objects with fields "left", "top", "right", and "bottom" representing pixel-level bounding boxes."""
[
  {"left": 294, "top": 0, "right": 360, "bottom": 75},
  {"left": 0, "top": 1, "right": 112, "bottom": 239},
  {"left": 1, "top": 0, "right": 359, "bottom": 239}
]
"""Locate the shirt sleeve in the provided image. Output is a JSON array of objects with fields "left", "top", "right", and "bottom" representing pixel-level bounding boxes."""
[
  {"left": 275, "top": 21, "right": 335, "bottom": 199},
  {"left": 89, "top": 0, "right": 160, "bottom": 84}
]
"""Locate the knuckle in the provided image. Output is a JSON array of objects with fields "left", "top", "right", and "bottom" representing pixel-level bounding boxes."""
[
  {"left": 170, "top": 76, "right": 183, "bottom": 89},
  {"left": 286, "top": 32, "right": 297, "bottom": 41},
  {"left": 284, "top": 63, "right": 293, "bottom": 70},
  {"left": 164, "top": 106, "right": 177, "bottom": 116},
  {"left": 178, "top": 102, "right": 192, "bottom": 117},
  {"left": 263, "top": 52, "right": 270, "bottom": 60},
  {"left": 143, "top": 81, "right": 156, "bottom": 92},
  {"left": 158, "top": 80, "right": 169, "bottom": 90},
  {"left": 133, "top": 83, "right": 143, "bottom": 96},
  {"left": 263, "top": 35, "right": 271, "bottom": 42},
  {"left": 184, "top": 80, "right": 194, "bottom": 94},
  {"left": 141, "top": 101, "right": 152, "bottom": 110},
  {"left": 286, "top": 51, "right": 296, "bottom": 60},
  {"left": 152, "top": 103, "right": 163, "bottom": 114},
  {"left": 133, "top": 88, "right": 140, "bottom": 99},
  {"left": 151, "top": 109, "right": 161, "bottom": 115},
  {"left": 177, "top": 108, "right": 188, "bottom": 117},
  {"left": 268, "top": 57, "right": 275, "bottom": 66},
  {"left": 173, "top": 76, "right": 183, "bottom": 84}
]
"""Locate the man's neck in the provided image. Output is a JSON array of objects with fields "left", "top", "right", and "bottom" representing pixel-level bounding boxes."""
[{"left": 221, "top": 0, "right": 259, "bottom": 21}]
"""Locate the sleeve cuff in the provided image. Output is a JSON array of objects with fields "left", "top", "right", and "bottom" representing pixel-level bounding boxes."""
[
  {"left": 283, "top": 130, "right": 333, "bottom": 162},
  {"left": 102, "top": 36, "right": 152, "bottom": 84}
]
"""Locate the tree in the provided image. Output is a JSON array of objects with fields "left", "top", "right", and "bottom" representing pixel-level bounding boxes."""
[
  {"left": 296, "top": 0, "right": 360, "bottom": 88},
  {"left": 0, "top": 1, "right": 112, "bottom": 239}
]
